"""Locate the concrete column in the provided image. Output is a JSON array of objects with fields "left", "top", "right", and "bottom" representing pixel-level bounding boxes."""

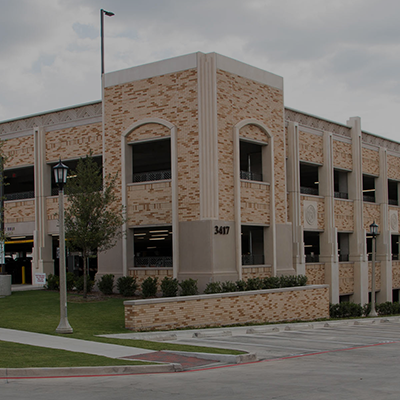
[
  {"left": 287, "top": 122, "right": 305, "bottom": 275},
  {"left": 347, "top": 117, "right": 368, "bottom": 305},
  {"left": 319, "top": 132, "right": 339, "bottom": 303},
  {"left": 33, "top": 127, "right": 53, "bottom": 282},
  {"left": 376, "top": 148, "right": 392, "bottom": 302}
]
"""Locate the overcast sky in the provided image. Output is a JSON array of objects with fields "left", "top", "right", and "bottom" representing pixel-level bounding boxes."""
[{"left": 1, "top": 0, "right": 400, "bottom": 142}]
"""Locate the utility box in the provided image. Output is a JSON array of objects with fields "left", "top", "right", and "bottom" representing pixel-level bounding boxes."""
[{"left": 0, "top": 275, "right": 12, "bottom": 296}]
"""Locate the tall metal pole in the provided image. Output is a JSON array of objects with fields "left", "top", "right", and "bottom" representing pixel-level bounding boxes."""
[
  {"left": 0, "top": 156, "right": 4, "bottom": 275},
  {"left": 100, "top": 9, "right": 114, "bottom": 75},
  {"left": 370, "top": 233, "right": 378, "bottom": 317},
  {"left": 56, "top": 182, "right": 73, "bottom": 333}
]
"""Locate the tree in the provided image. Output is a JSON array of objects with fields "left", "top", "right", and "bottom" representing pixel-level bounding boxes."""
[{"left": 64, "top": 154, "right": 125, "bottom": 298}]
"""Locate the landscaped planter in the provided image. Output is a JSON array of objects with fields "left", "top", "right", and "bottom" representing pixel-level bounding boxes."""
[{"left": 124, "top": 284, "right": 329, "bottom": 331}]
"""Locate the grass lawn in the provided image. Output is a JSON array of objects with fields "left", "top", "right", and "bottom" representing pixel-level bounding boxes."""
[
  {"left": 0, "top": 290, "right": 243, "bottom": 368},
  {"left": 0, "top": 341, "right": 149, "bottom": 368}
]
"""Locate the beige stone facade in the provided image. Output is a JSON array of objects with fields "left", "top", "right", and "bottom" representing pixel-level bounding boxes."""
[{"left": 1, "top": 51, "right": 400, "bottom": 307}]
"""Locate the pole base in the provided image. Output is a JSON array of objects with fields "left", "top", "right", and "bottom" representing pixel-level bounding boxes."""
[{"left": 56, "top": 320, "right": 73, "bottom": 334}]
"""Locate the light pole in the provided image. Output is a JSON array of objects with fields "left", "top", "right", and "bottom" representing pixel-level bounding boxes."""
[
  {"left": 53, "top": 160, "right": 73, "bottom": 334},
  {"left": 369, "top": 221, "right": 378, "bottom": 317},
  {"left": 100, "top": 8, "right": 115, "bottom": 75}
]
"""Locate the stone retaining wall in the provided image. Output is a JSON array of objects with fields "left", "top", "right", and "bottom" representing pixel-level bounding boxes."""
[{"left": 124, "top": 285, "right": 329, "bottom": 331}]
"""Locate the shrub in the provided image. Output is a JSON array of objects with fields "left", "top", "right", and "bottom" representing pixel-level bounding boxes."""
[
  {"left": 362, "top": 303, "right": 371, "bottom": 317},
  {"left": 46, "top": 274, "right": 59, "bottom": 291},
  {"left": 66, "top": 272, "right": 76, "bottom": 291},
  {"left": 329, "top": 302, "right": 363, "bottom": 318},
  {"left": 160, "top": 277, "right": 179, "bottom": 297},
  {"left": 179, "top": 278, "right": 198, "bottom": 296},
  {"left": 75, "top": 275, "right": 94, "bottom": 293},
  {"left": 246, "top": 277, "right": 264, "bottom": 291},
  {"left": 97, "top": 274, "right": 115, "bottom": 295},
  {"left": 221, "top": 281, "right": 237, "bottom": 293},
  {"left": 141, "top": 277, "right": 158, "bottom": 298},
  {"left": 117, "top": 276, "right": 137, "bottom": 297},
  {"left": 204, "top": 281, "right": 222, "bottom": 294},
  {"left": 263, "top": 276, "right": 280, "bottom": 289},
  {"left": 235, "top": 280, "right": 247, "bottom": 292},
  {"left": 279, "top": 275, "right": 299, "bottom": 288},
  {"left": 296, "top": 275, "right": 308, "bottom": 286}
]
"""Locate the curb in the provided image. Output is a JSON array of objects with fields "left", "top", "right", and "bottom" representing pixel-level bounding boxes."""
[
  {"left": 164, "top": 350, "right": 257, "bottom": 364},
  {"left": 0, "top": 363, "right": 183, "bottom": 379}
]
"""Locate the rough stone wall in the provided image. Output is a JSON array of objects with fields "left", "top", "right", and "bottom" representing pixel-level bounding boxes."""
[
  {"left": 240, "top": 181, "right": 270, "bottom": 224},
  {"left": 103, "top": 69, "right": 199, "bottom": 221},
  {"left": 363, "top": 203, "right": 381, "bottom": 231},
  {"left": 127, "top": 182, "right": 172, "bottom": 225},
  {"left": 298, "top": 131, "right": 323, "bottom": 164},
  {"left": 387, "top": 154, "right": 400, "bottom": 180},
  {"left": 333, "top": 140, "right": 352, "bottom": 170},
  {"left": 305, "top": 264, "right": 325, "bottom": 285},
  {"left": 216, "top": 70, "right": 286, "bottom": 224},
  {"left": 128, "top": 268, "right": 173, "bottom": 290},
  {"left": 46, "top": 122, "right": 102, "bottom": 162},
  {"left": 368, "top": 262, "right": 381, "bottom": 291},
  {"left": 339, "top": 263, "right": 354, "bottom": 295},
  {"left": 362, "top": 147, "right": 379, "bottom": 176},
  {"left": 3, "top": 135, "right": 34, "bottom": 168},
  {"left": 242, "top": 266, "right": 272, "bottom": 280},
  {"left": 124, "top": 285, "right": 329, "bottom": 330},
  {"left": 4, "top": 200, "right": 35, "bottom": 223},
  {"left": 334, "top": 199, "right": 354, "bottom": 231},
  {"left": 392, "top": 261, "right": 400, "bottom": 288}
]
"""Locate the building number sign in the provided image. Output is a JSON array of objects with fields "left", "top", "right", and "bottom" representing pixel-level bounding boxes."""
[{"left": 214, "top": 226, "right": 230, "bottom": 235}]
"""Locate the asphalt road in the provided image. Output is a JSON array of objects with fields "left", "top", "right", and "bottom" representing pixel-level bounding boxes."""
[{"left": 2, "top": 320, "right": 400, "bottom": 399}]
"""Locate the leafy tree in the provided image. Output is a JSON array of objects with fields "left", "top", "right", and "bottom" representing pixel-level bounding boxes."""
[{"left": 64, "top": 154, "right": 125, "bottom": 298}]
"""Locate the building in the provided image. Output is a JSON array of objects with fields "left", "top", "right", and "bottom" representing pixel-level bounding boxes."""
[{"left": 1, "top": 52, "right": 400, "bottom": 304}]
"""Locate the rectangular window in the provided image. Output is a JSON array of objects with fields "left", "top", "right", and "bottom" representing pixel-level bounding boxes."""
[
  {"left": 240, "top": 141, "right": 263, "bottom": 182},
  {"left": 334, "top": 170, "right": 348, "bottom": 199},
  {"left": 304, "top": 231, "right": 320, "bottom": 263},
  {"left": 241, "top": 225, "right": 264, "bottom": 265},
  {"left": 338, "top": 232, "right": 350, "bottom": 262},
  {"left": 366, "top": 236, "right": 373, "bottom": 261},
  {"left": 363, "top": 175, "right": 375, "bottom": 203},
  {"left": 388, "top": 180, "right": 398, "bottom": 206},
  {"left": 133, "top": 226, "right": 172, "bottom": 267},
  {"left": 392, "top": 235, "right": 399, "bottom": 261},
  {"left": 4, "top": 166, "right": 34, "bottom": 200},
  {"left": 132, "top": 138, "right": 171, "bottom": 183},
  {"left": 300, "top": 163, "right": 319, "bottom": 196}
]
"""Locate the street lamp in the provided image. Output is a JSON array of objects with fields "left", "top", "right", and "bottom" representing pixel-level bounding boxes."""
[
  {"left": 100, "top": 8, "right": 115, "bottom": 75},
  {"left": 53, "top": 160, "right": 73, "bottom": 334},
  {"left": 369, "top": 221, "right": 379, "bottom": 317}
]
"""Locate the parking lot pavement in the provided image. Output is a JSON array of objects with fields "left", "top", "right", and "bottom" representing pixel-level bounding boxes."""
[{"left": 165, "top": 319, "right": 400, "bottom": 360}]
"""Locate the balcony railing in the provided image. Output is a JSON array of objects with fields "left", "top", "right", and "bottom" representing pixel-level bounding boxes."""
[
  {"left": 241, "top": 254, "right": 265, "bottom": 265},
  {"left": 363, "top": 195, "right": 375, "bottom": 203},
  {"left": 334, "top": 191, "right": 349, "bottom": 199},
  {"left": 133, "top": 170, "right": 171, "bottom": 183},
  {"left": 134, "top": 256, "right": 172, "bottom": 268},
  {"left": 5, "top": 191, "right": 34, "bottom": 201},
  {"left": 339, "top": 254, "right": 349, "bottom": 262},
  {"left": 300, "top": 186, "right": 319, "bottom": 196},
  {"left": 240, "top": 170, "right": 263, "bottom": 182},
  {"left": 305, "top": 254, "right": 320, "bottom": 263},
  {"left": 389, "top": 199, "right": 399, "bottom": 206}
]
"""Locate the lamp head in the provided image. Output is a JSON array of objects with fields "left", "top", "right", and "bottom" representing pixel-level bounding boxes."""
[
  {"left": 53, "top": 159, "right": 69, "bottom": 189},
  {"left": 101, "top": 9, "right": 114, "bottom": 17},
  {"left": 370, "top": 220, "right": 379, "bottom": 237}
]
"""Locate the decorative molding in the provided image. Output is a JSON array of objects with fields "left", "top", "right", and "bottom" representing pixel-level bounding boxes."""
[
  {"left": 304, "top": 200, "right": 318, "bottom": 229},
  {"left": 0, "top": 102, "right": 102, "bottom": 138},
  {"left": 390, "top": 210, "right": 398, "bottom": 233}
]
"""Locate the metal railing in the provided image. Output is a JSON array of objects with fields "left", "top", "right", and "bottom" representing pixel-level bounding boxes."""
[
  {"left": 300, "top": 186, "right": 319, "bottom": 196},
  {"left": 133, "top": 170, "right": 171, "bottom": 183},
  {"left": 339, "top": 254, "right": 349, "bottom": 262},
  {"left": 305, "top": 254, "right": 320, "bottom": 263},
  {"left": 241, "top": 254, "right": 265, "bottom": 265},
  {"left": 389, "top": 199, "right": 399, "bottom": 206},
  {"left": 5, "top": 191, "right": 34, "bottom": 201},
  {"left": 334, "top": 191, "right": 349, "bottom": 199},
  {"left": 363, "top": 195, "right": 375, "bottom": 203},
  {"left": 240, "top": 170, "right": 263, "bottom": 182},
  {"left": 134, "top": 256, "right": 173, "bottom": 268}
]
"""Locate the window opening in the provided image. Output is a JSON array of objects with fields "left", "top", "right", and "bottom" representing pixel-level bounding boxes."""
[
  {"left": 304, "top": 231, "right": 320, "bottom": 263},
  {"left": 132, "top": 139, "right": 171, "bottom": 183},
  {"left": 4, "top": 166, "right": 34, "bottom": 200},
  {"left": 300, "top": 163, "right": 319, "bottom": 195},
  {"left": 241, "top": 225, "right": 264, "bottom": 265},
  {"left": 388, "top": 180, "right": 398, "bottom": 206},
  {"left": 392, "top": 235, "right": 399, "bottom": 261},
  {"left": 338, "top": 232, "right": 350, "bottom": 262},
  {"left": 240, "top": 141, "right": 263, "bottom": 182},
  {"left": 134, "top": 226, "right": 172, "bottom": 267},
  {"left": 363, "top": 175, "right": 375, "bottom": 203},
  {"left": 334, "top": 170, "right": 348, "bottom": 199}
]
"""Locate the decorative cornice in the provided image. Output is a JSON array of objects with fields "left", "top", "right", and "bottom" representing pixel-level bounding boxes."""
[{"left": 0, "top": 101, "right": 102, "bottom": 138}]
